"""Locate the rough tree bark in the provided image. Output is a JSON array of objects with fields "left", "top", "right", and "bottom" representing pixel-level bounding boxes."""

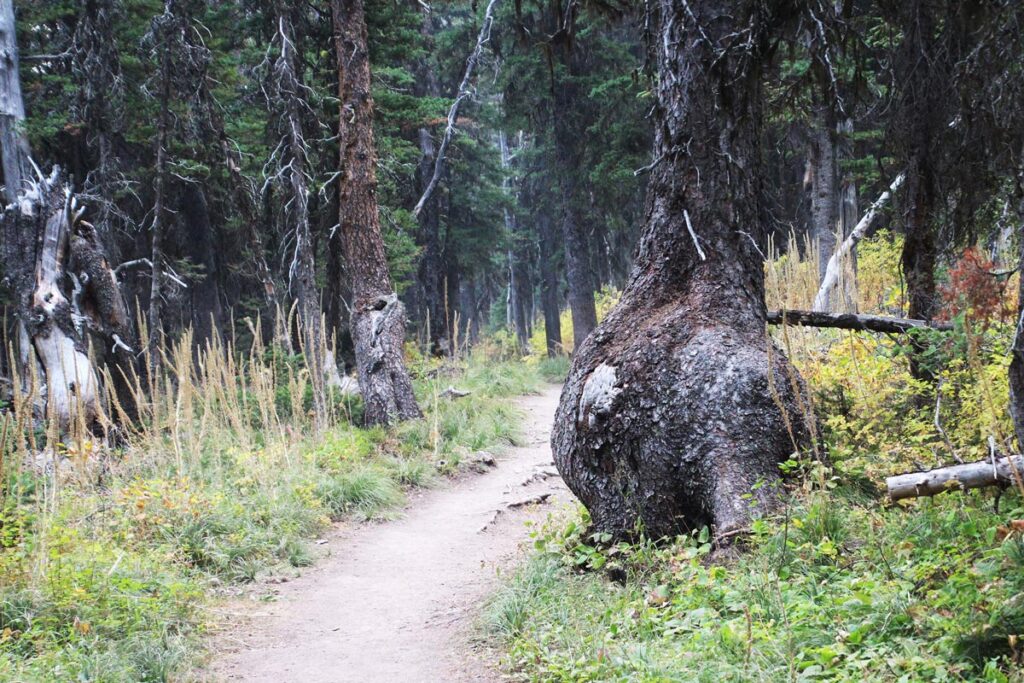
[
  {"left": 809, "top": 114, "right": 839, "bottom": 287},
  {"left": 537, "top": 212, "right": 564, "bottom": 357},
  {"left": 415, "top": 126, "right": 447, "bottom": 354},
  {"left": 552, "top": 0, "right": 808, "bottom": 540},
  {"left": 1010, "top": 203, "right": 1024, "bottom": 447},
  {"left": 179, "top": 184, "right": 224, "bottom": 347},
  {"left": 0, "top": 0, "right": 29, "bottom": 203},
  {"left": 555, "top": 133, "right": 598, "bottom": 349},
  {"left": 332, "top": 0, "right": 420, "bottom": 426},
  {"left": 902, "top": 167, "right": 938, "bottom": 322},
  {"left": 1, "top": 170, "right": 132, "bottom": 431},
  {"left": 890, "top": 0, "right": 941, "bottom": 382}
]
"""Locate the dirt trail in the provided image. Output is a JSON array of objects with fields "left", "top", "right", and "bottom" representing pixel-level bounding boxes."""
[{"left": 208, "top": 385, "right": 568, "bottom": 683}]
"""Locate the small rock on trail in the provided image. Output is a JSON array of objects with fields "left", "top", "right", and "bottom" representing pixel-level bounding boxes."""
[{"left": 206, "top": 386, "right": 568, "bottom": 683}]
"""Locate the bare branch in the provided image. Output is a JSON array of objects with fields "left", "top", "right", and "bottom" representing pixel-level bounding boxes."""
[
  {"left": 813, "top": 173, "right": 904, "bottom": 312},
  {"left": 412, "top": 0, "right": 500, "bottom": 217}
]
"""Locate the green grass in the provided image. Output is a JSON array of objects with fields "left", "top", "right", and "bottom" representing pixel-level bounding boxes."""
[
  {"left": 535, "top": 355, "right": 571, "bottom": 383},
  {"left": 0, "top": 351, "right": 543, "bottom": 682},
  {"left": 491, "top": 487, "right": 1024, "bottom": 682}
]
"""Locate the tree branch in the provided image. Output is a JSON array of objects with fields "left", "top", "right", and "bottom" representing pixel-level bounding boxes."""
[
  {"left": 412, "top": 0, "right": 500, "bottom": 217},
  {"left": 813, "top": 173, "right": 905, "bottom": 312}
]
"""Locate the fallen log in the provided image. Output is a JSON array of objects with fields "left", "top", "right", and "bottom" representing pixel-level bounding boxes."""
[
  {"left": 767, "top": 310, "right": 954, "bottom": 334},
  {"left": 886, "top": 455, "right": 1024, "bottom": 501},
  {"left": 439, "top": 385, "right": 471, "bottom": 399}
]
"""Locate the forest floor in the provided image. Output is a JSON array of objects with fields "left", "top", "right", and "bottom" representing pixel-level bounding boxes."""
[{"left": 205, "top": 385, "right": 568, "bottom": 683}]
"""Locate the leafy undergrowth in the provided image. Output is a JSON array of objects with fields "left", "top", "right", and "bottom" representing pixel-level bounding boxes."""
[
  {"left": 491, "top": 235, "right": 1024, "bottom": 682},
  {"left": 0, "top": 343, "right": 539, "bottom": 681},
  {"left": 491, "top": 486, "right": 1024, "bottom": 682}
]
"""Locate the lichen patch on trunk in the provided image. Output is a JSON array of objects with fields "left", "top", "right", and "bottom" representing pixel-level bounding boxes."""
[{"left": 577, "top": 363, "right": 622, "bottom": 428}]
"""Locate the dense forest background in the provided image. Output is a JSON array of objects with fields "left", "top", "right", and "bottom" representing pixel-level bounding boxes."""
[
  {"left": 2, "top": 0, "right": 650, "bottom": 376},
  {"left": 5, "top": 0, "right": 1022, "bottom": 413}
]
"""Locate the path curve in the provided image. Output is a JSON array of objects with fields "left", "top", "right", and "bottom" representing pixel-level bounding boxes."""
[{"left": 208, "top": 385, "right": 567, "bottom": 683}]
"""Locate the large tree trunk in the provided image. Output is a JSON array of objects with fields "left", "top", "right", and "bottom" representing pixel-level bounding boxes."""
[
  {"left": 552, "top": 0, "right": 807, "bottom": 540},
  {"left": 551, "top": 75, "right": 597, "bottom": 349},
  {"left": 809, "top": 113, "right": 839, "bottom": 303},
  {"left": 1, "top": 171, "right": 131, "bottom": 433},
  {"left": 179, "top": 184, "right": 224, "bottom": 347},
  {"left": 890, "top": 0, "right": 940, "bottom": 382},
  {"left": 1009, "top": 203, "right": 1024, "bottom": 448},
  {"left": 0, "top": 0, "right": 29, "bottom": 203},
  {"left": 537, "top": 212, "right": 564, "bottom": 357},
  {"left": 273, "top": 4, "right": 326, "bottom": 420},
  {"left": 902, "top": 165, "right": 938, "bottom": 322},
  {"left": 332, "top": 0, "right": 420, "bottom": 426},
  {"left": 558, "top": 166, "right": 597, "bottom": 349},
  {"left": 415, "top": 125, "right": 447, "bottom": 354}
]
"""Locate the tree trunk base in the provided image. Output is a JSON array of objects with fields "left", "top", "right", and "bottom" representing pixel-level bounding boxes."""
[
  {"left": 351, "top": 293, "right": 422, "bottom": 426},
  {"left": 553, "top": 304, "right": 808, "bottom": 540}
]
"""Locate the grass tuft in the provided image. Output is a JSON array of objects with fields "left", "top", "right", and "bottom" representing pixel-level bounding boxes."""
[{"left": 0, "top": 337, "right": 544, "bottom": 681}]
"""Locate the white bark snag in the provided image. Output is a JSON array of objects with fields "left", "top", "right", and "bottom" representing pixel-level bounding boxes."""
[
  {"left": 813, "top": 174, "right": 905, "bottom": 312},
  {"left": 2, "top": 173, "right": 106, "bottom": 430},
  {"left": 0, "top": 0, "right": 30, "bottom": 203},
  {"left": 32, "top": 193, "right": 102, "bottom": 426},
  {"left": 411, "top": 0, "right": 499, "bottom": 217},
  {"left": 887, "top": 455, "right": 1024, "bottom": 501}
]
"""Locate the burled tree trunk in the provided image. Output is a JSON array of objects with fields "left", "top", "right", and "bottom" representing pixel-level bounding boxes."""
[
  {"left": 552, "top": 0, "right": 807, "bottom": 540},
  {"left": 332, "top": 0, "right": 421, "bottom": 426}
]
